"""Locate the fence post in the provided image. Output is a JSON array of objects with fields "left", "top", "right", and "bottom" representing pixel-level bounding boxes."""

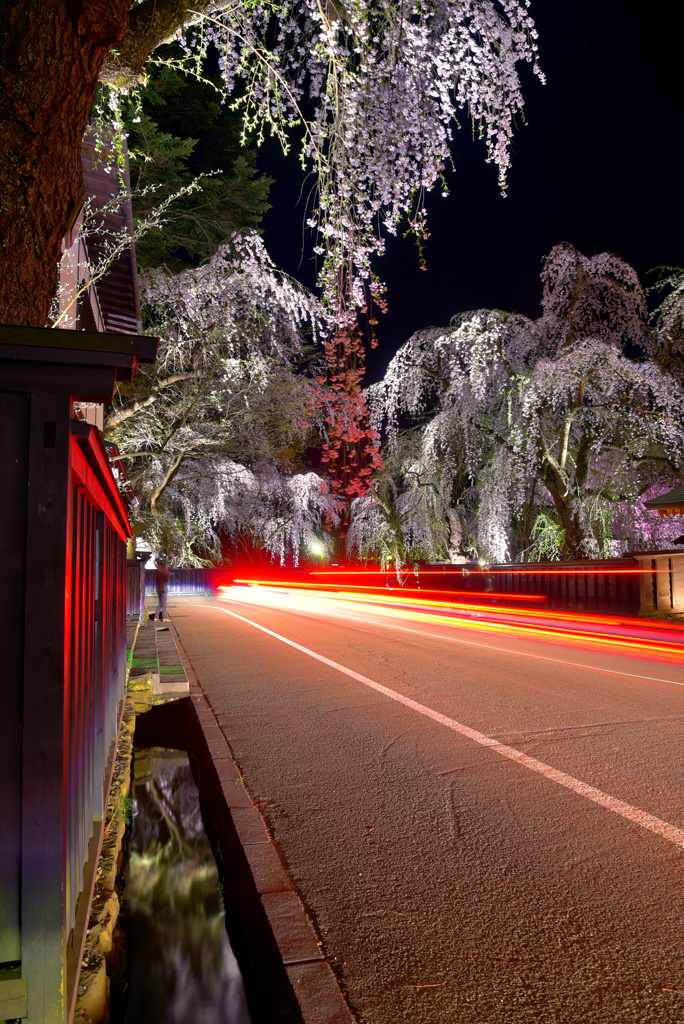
[{"left": 631, "top": 550, "right": 684, "bottom": 614}]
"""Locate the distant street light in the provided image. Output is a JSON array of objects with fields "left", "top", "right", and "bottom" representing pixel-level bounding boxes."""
[{"left": 308, "top": 540, "right": 326, "bottom": 559}]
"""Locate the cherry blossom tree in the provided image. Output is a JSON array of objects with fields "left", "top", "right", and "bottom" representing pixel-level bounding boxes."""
[
  {"left": 650, "top": 267, "right": 684, "bottom": 386},
  {"left": 362, "top": 245, "right": 684, "bottom": 562},
  {"left": 2, "top": 0, "right": 540, "bottom": 329},
  {"left": 157, "top": 460, "right": 340, "bottom": 565},
  {"left": 345, "top": 424, "right": 478, "bottom": 565},
  {"left": 106, "top": 231, "right": 334, "bottom": 561},
  {"left": 4, "top": 0, "right": 542, "bottom": 547}
]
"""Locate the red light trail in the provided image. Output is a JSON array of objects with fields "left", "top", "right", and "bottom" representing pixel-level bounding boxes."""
[{"left": 218, "top": 569, "right": 684, "bottom": 668}]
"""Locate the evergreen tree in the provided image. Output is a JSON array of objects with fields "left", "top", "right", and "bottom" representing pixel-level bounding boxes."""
[{"left": 123, "top": 56, "right": 272, "bottom": 270}]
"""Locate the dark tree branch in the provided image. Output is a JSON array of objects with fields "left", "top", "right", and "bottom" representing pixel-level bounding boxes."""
[
  {"left": 106, "top": 372, "right": 199, "bottom": 429},
  {"left": 99, "top": 0, "right": 232, "bottom": 87}
]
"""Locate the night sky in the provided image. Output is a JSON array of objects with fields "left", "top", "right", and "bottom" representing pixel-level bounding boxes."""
[{"left": 257, "top": 0, "right": 684, "bottom": 383}]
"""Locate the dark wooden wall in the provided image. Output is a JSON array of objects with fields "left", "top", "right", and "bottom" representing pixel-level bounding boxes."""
[
  {"left": 1, "top": 325, "right": 156, "bottom": 1023},
  {"left": 0, "top": 391, "right": 30, "bottom": 966}
]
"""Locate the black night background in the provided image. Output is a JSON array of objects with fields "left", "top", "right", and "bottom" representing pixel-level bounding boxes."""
[{"left": 257, "top": 0, "right": 684, "bottom": 382}]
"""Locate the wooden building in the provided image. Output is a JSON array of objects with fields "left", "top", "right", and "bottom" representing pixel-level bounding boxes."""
[
  {"left": 643, "top": 483, "right": 684, "bottom": 517},
  {"left": 634, "top": 486, "right": 684, "bottom": 614},
  {"left": 57, "top": 124, "right": 143, "bottom": 433},
  {"left": 0, "top": 327, "right": 156, "bottom": 1023}
]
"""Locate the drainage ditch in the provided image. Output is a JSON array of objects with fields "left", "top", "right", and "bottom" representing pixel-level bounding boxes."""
[
  {"left": 110, "top": 745, "right": 252, "bottom": 1024},
  {"left": 106, "top": 697, "right": 310, "bottom": 1024}
]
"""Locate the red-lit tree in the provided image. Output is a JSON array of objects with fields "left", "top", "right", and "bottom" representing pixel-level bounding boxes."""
[{"left": 308, "top": 328, "right": 382, "bottom": 537}]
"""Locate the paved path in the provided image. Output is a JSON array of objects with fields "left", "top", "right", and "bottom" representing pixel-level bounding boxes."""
[{"left": 169, "top": 589, "right": 684, "bottom": 1023}]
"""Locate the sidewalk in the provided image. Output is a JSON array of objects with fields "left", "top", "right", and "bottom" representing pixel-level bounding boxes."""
[{"left": 128, "top": 602, "right": 190, "bottom": 697}]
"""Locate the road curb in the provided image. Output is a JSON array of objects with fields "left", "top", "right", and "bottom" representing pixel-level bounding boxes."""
[{"left": 149, "top": 617, "right": 357, "bottom": 1024}]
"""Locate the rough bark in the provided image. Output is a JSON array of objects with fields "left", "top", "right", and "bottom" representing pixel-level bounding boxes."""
[
  {"left": 446, "top": 507, "right": 468, "bottom": 563},
  {"left": 0, "top": 0, "right": 130, "bottom": 326}
]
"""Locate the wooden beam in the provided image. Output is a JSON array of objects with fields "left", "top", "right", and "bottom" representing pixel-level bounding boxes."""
[
  {"left": 0, "top": 974, "right": 28, "bottom": 1019},
  {"left": 21, "top": 392, "right": 72, "bottom": 1024}
]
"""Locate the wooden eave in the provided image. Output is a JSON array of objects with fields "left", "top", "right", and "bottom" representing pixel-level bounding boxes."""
[
  {"left": 0, "top": 324, "right": 157, "bottom": 389},
  {"left": 643, "top": 484, "right": 684, "bottom": 517}
]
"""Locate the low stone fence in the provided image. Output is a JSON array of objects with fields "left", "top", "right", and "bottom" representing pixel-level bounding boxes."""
[{"left": 425, "top": 553, "right": 684, "bottom": 617}]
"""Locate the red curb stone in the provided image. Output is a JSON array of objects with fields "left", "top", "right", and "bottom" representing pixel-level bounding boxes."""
[
  {"left": 206, "top": 739, "right": 231, "bottom": 758},
  {"left": 213, "top": 758, "right": 240, "bottom": 783},
  {"left": 243, "top": 843, "right": 293, "bottom": 894},
  {"left": 206, "top": 740, "right": 229, "bottom": 754},
  {"left": 202, "top": 726, "right": 224, "bottom": 742},
  {"left": 285, "top": 962, "right": 355, "bottom": 1024},
  {"left": 231, "top": 805, "right": 271, "bottom": 846},
  {"left": 219, "top": 778, "right": 253, "bottom": 809},
  {"left": 261, "top": 891, "right": 325, "bottom": 965}
]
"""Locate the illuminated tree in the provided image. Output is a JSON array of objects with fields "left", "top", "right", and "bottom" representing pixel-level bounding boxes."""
[
  {"left": 363, "top": 245, "right": 684, "bottom": 562},
  {"left": 1, "top": 0, "right": 539, "bottom": 328},
  {"left": 650, "top": 266, "right": 684, "bottom": 386},
  {"left": 345, "top": 426, "right": 475, "bottom": 566},
  {"left": 106, "top": 231, "right": 333, "bottom": 562},
  {"left": 156, "top": 460, "right": 341, "bottom": 566}
]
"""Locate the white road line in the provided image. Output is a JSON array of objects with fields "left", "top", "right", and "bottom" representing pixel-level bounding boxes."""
[{"left": 200, "top": 603, "right": 684, "bottom": 851}]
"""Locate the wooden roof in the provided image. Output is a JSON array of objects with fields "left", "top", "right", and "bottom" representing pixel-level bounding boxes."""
[
  {"left": 0, "top": 324, "right": 157, "bottom": 401},
  {"left": 643, "top": 484, "right": 684, "bottom": 516}
]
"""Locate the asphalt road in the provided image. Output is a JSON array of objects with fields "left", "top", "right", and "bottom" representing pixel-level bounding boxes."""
[{"left": 169, "top": 588, "right": 684, "bottom": 1024}]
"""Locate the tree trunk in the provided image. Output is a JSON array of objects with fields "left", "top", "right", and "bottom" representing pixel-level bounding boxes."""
[
  {"left": 541, "top": 469, "right": 594, "bottom": 560},
  {"left": 446, "top": 507, "right": 468, "bottom": 564},
  {"left": 0, "top": 1, "right": 130, "bottom": 327}
]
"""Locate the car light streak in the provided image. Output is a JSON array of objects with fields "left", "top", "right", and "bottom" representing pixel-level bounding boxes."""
[
  {"left": 233, "top": 577, "right": 549, "bottom": 602},
  {"left": 312, "top": 567, "right": 654, "bottom": 576},
  {"left": 217, "top": 579, "right": 684, "bottom": 667}
]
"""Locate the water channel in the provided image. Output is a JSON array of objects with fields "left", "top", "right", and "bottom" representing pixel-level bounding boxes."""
[{"left": 113, "top": 747, "right": 252, "bottom": 1024}]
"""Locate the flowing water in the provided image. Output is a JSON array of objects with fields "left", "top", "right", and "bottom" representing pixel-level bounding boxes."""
[{"left": 117, "top": 748, "right": 252, "bottom": 1024}]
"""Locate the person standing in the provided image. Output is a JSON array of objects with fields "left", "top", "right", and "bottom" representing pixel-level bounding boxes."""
[{"left": 154, "top": 560, "right": 170, "bottom": 620}]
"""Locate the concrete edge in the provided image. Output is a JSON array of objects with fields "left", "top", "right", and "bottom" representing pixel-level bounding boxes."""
[{"left": 166, "top": 617, "right": 357, "bottom": 1024}]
